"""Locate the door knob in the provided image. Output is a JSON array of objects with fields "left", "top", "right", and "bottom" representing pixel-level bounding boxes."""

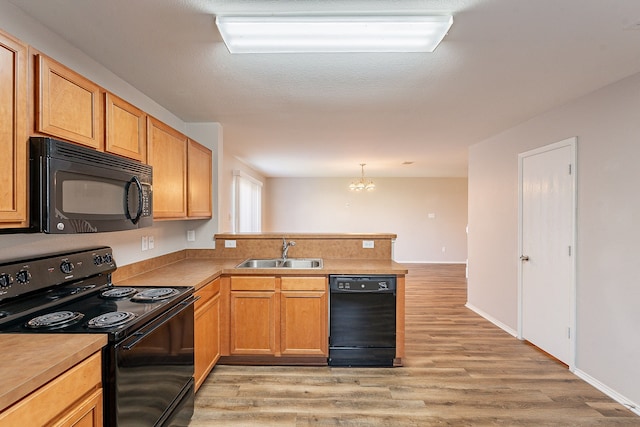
[{"left": 520, "top": 255, "right": 530, "bottom": 261}]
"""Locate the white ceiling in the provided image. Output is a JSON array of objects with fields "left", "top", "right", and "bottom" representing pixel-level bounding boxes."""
[{"left": 9, "top": 0, "right": 640, "bottom": 178}]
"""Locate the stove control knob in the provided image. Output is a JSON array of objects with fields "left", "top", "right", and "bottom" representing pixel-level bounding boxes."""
[
  {"left": 103, "top": 253, "right": 113, "bottom": 263},
  {"left": 0, "top": 273, "right": 13, "bottom": 288},
  {"left": 16, "top": 269, "right": 31, "bottom": 284},
  {"left": 93, "top": 255, "right": 103, "bottom": 266},
  {"left": 60, "top": 261, "right": 74, "bottom": 274}
]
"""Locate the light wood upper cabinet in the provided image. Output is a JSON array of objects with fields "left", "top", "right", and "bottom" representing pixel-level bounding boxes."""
[
  {"left": 105, "top": 92, "right": 146, "bottom": 162},
  {"left": 187, "top": 139, "right": 212, "bottom": 218},
  {"left": 36, "top": 54, "right": 102, "bottom": 149},
  {"left": 147, "top": 116, "right": 188, "bottom": 219},
  {"left": 0, "top": 30, "right": 28, "bottom": 229}
]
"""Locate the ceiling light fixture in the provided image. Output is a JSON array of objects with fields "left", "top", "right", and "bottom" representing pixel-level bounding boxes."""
[
  {"left": 349, "top": 163, "right": 375, "bottom": 191},
  {"left": 215, "top": 14, "right": 453, "bottom": 54}
]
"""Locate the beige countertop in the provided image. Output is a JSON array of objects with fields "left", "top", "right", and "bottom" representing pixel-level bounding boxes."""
[
  {"left": 0, "top": 334, "right": 107, "bottom": 412},
  {"left": 116, "top": 258, "right": 407, "bottom": 290}
]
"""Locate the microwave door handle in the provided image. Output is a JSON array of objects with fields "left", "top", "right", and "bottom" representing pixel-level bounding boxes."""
[{"left": 124, "top": 176, "right": 143, "bottom": 224}]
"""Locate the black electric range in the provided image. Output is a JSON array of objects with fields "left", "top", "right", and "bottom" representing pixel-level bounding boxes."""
[{"left": 0, "top": 246, "right": 196, "bottom": 426}]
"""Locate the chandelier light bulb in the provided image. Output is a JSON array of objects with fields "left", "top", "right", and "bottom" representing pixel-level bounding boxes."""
[{"left": 349, "top": 163, "right": 375, "bottom": 191}]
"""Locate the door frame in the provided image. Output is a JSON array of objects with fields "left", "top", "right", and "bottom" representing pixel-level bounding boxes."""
[{"left": 517, "top": 137, "right": 577, "bottom": 371}]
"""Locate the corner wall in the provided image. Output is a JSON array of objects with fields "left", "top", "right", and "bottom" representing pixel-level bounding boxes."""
[{"left": 468, "top": 71, "right": 640, "bottom": 409}]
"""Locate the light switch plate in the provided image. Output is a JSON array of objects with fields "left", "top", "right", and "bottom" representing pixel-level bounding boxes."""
[
  {"left": 187, "top": 230, "right": 195, "bottom": 242},
  {"left": 141, "top": 236, "right": 148, "bottom": 251},
  {"left": 148, "top": 236, "right": 154, "bottom": 249}
]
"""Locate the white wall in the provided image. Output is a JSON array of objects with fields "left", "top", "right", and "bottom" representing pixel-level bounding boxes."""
[
  {"left": 219, "top": 150, "right": 267, "bottom": 233},
  {"left": 468, "top": 71, "right": 640, "bottom": 410},
  {"left": 266, "top": 177, "right": 468, "bottom": 263},
  {"left": 0, "top": 1, "right": 221, "bottom": 265}
]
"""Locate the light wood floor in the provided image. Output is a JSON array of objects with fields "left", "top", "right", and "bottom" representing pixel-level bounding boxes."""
[{"left": 190, "top": 264, "right": 638, "bottom": 426}]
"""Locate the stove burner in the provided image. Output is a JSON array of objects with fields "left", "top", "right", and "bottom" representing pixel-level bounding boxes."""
[
  {"left": 101, "top": 287, "right": 137, "bottom": 299},
  {"left": 87, "top": 311, "right": 137, "bottom": 329},
  {"left": 131, "top": 288, "right": 179, "bottom": 303},
  {"left": 26, "top": 311, "right": 84, "bottom": 329}
]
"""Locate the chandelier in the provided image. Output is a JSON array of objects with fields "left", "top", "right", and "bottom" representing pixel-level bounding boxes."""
[{"left": 349, "top": 163, "right": 375, "bottom": 191}]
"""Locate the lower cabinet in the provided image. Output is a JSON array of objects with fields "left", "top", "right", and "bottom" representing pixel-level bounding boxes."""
[
  {"left": 228, "top": 276, "right": 328, "bottom": 358},
  {"left": 194, "top": 278, "right": 220, "bottom": 391},
  {"left": 229, "top": 276, "right": 277, "bottom": 355},
  {"left": 0, "top": 351, "right": 103, "bottom": 426},
  {"left": 280, "top": 277, "right": 328, "bottom": 356}
]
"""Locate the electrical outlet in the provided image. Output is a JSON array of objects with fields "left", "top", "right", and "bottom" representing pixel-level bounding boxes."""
[
  {"left": 187, "top": 230, "right": 195, "bottom": 242},
  {"left": 148, "top": 236, "right": 154, "bottom": 249},
  {"left": 225, "top": 240, "right": 237, "bottom": 248},
  {"left": 141, "top": 236, "right": 148, "bottom": 251},
  {"left": 442, "top": 246, "right": 446, "bottom": 253},
  {"left": 362, "top": 240, "right": 375, "bottom": 249}
]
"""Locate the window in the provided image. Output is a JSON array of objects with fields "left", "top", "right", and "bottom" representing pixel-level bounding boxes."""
[{"left": 232, "top": 170, "right": 262, "bottom": 232}]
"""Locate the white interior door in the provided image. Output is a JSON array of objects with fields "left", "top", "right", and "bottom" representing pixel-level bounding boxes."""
[{"left": 518, "top": 138, "right": 576, "bottom": 367}]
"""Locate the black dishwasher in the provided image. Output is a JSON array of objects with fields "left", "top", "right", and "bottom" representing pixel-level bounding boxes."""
[{"left": 328, "top": 275, "right": 396, "bottom": 367}]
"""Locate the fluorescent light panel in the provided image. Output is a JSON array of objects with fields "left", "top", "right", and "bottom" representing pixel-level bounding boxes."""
[{"left": 216, "top": 15, "right": 453, "bottom": 53}]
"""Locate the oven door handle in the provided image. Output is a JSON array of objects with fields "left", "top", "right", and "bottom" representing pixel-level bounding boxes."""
[{"left": 121, "top": 296, "right": 196, "bottom": 351}]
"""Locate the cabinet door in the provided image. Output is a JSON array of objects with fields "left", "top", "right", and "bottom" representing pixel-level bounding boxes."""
[
  {"left": 0, "top": 30, "right": 27, "bottom": 228},
  {"left": 187, "top": 139, "right": 212, "bottom": 218},
  {"left": 281, "top": 290, "right": 328, "bottom": 356},
  {"left": 52, "top": 388, "right": 102, "bottom": 427},
  {"left": 230, "top": 291, "right": 277, "bottom": 355},
  {"left": 195, "top": 279, "right": 220, "bottom": 391},
  {"left": 36, "top": 54, "right": 102, "bottom": 149},
  {"left": 147, "top": 117, "right": 187, "bottom": 218},
  {"left": 105, "top": 92, "right": 146, "bottom": 161},
  {"left": 0, "top": 352, "right": 102, "bottom": 426}
]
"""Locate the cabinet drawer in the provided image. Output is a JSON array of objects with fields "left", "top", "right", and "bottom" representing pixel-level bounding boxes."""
[
  {"left": 0, "top": 351, "right": 102, "bottom": 426},
  {"left": 231, "top": 276, "right": 276, "bottom": 291},
  {"left": 281, "top": 276, "right": 326, "bottom": 291},
  {"left": 195, "top": 278, "right": 220, "bottom": 312}
]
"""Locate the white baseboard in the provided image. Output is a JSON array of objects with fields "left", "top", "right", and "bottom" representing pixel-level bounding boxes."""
[
  {"left": 466, "top": 304, "right": 640, "bottom": 417},
  {"left": 464, "top": 302, "right": 518, "bottom": 337},
  {"left": 573, "top": 369, "right": 640, "bottom": 416}
]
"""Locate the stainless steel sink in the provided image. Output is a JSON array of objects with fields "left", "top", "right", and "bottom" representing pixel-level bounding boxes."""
[
  {"left": 281, "top": 259, "right": 323, "bottom": 268},
  {"left": 236, "top": 258, "right": 323, "bottom": 269}
]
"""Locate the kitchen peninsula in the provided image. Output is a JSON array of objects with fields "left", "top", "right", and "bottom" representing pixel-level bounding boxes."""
[
  {"left": 115, "top": 232, "right": 407, "bottom": 369},
  {"left": 0, "top": 233, "right": 406, "bottom": 421}
]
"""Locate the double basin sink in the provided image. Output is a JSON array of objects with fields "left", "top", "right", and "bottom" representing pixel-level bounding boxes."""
[{"left": 236, "top": 258, "right": 323, "bottom": 269}]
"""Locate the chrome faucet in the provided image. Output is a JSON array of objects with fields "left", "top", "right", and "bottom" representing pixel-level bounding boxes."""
[{"left": 282, "top": 238, "right": 296, "bottom": 260}]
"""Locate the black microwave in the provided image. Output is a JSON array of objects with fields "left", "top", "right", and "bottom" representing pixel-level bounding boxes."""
[{"left": 27, "top": 137, "right": 153, "bottom": 233}]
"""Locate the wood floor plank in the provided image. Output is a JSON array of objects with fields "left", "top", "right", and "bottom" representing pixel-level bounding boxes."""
[{"left": 191, "top": 264, "right": 638, "bottom": 426}]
